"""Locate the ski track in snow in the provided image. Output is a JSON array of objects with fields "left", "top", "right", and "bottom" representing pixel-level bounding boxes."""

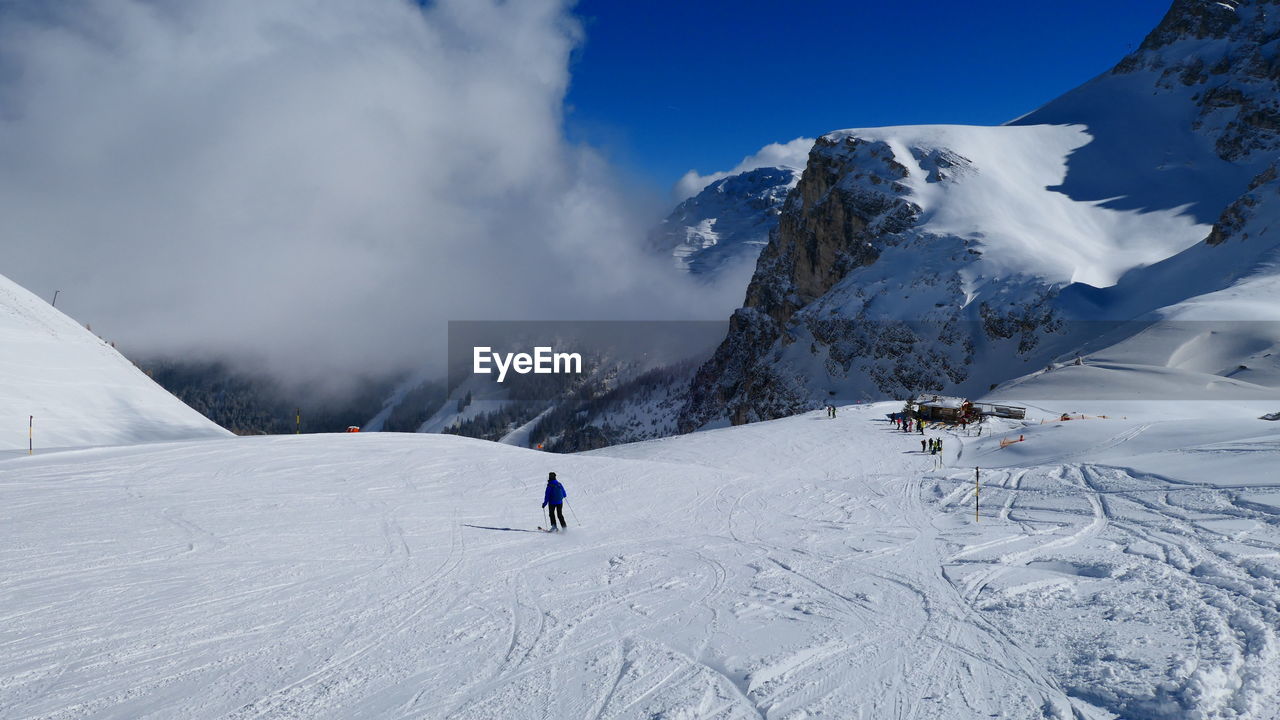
[{"left": 3, "top": 406, "right": 1280, "bottom": 718}]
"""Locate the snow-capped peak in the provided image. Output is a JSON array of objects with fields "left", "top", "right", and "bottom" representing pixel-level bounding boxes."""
[
  {"left": 673, "top": 137, "right": 812, "bottom": 201},
  {"left": 650, "top": 165, "right": 800, "bottom": 277}
]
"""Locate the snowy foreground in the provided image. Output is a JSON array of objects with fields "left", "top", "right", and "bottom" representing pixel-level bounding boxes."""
[{"left": 4, "top": 404, "right": 1280, "bottom": 719}]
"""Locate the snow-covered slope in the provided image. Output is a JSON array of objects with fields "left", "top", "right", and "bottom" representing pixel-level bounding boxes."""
[
  {"left": 415, "top": 374, "right": 514, "bottom": 435},
  {"left": 0, "top": 273, "right": 230, "bottom": 452},
  {"left": 649, "top": 166, "right": 800, "bottom": 277},
  {"left": 6, "top": 398, "right": 1280, "bottom": 718},
  {"left": 682, "top": 0, "right": 1280, "bottom": 430},
  {"left": 983, "top": 157, "right": 1280, "bottom": 412}
]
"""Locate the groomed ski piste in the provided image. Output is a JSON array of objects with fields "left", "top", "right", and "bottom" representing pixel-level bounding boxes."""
[{"left": 5, "top": 392, "right": 1280, "bottom": 719}]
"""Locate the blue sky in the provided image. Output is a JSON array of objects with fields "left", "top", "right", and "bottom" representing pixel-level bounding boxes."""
[{"left": 565, "top": 1, "right": 1172, "bottom": 191}]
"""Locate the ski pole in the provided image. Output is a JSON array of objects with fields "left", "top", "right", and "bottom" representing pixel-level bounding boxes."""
[{"left": 566, "top": 500, "right": 581, "bottom": 525}]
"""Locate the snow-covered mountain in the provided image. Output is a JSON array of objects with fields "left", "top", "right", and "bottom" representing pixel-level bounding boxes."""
[
  {"left": 681, "top": 0, "right": 1280, "bottom": 430},
  {"left": 0, "top": 273, "right": 230, "bottom": 451},
  {"left": 649, "top": 166, "right": 800, "bottom": 277}
]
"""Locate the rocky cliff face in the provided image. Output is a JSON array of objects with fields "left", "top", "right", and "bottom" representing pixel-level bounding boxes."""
[
  {"left": 680, "top": 136, "right": 926, "bottom": 426},
  {"left": 680, "top": 0, "right": 1280, "bottom": 431},
  {"left": 742, "top": 137, "right": 918, "bottom": 324},
  {"left": 649, "top": 167, "right": 798, "bottom": 278},
  {"left": 1114, "top": 0, "right": 1280, "bottom": 162},
  {"left": 1208, "top": 160, "right": 1279, "bottom": 245},
  {"left": 679, "top": 129, "right": 1075, "bottom": 429}
]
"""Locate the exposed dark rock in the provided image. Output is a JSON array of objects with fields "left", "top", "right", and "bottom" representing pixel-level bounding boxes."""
[
  {"left": 679, "top": 136, "right": 935, "bottom": 430},
  {"left": 1207, "top": 161, "right": 1279, "bottom": 244},
  {"left": 1115, "top": 0, "right": 1280, "bottom": 162}
]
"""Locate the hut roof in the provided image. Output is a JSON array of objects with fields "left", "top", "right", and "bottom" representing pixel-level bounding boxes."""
[{"left": 914, "top": 394, "right": 968, "bottom": 409}]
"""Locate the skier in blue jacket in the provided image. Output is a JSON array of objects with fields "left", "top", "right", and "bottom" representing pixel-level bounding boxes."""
[{"left": 542, "top": 472, "right": 568, "bottom": 531}]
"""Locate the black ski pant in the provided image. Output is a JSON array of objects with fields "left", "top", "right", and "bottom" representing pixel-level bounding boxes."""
[{"left": 548, "top": 503, "right": 566, "bottom": 528}]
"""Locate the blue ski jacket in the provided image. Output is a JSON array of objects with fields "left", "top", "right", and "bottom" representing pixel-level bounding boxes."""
[{"left": 543, "top": 479, "right": 567, "bottom": 506}]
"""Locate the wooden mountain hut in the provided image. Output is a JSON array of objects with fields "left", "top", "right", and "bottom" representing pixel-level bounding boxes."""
[{"left": 912, "top": 394, "right": 974, "bottom": 423}]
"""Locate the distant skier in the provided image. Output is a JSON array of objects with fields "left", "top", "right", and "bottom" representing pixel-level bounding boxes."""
[
  {"left": 542, "top": 472, "right": 568, "bottom": 531},
  {"left": 828, "top": 404, "right": 837, "bottom": 418},
  {"left": 921, "top": 439, "right": 927, "bottom": 453}
]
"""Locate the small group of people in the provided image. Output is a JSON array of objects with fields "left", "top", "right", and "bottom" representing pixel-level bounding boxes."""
[
  {"left": 922, "top": 437, "right": 943, "bottom": 455},
  {"left": 825, "top": 403, "right": 837, "bottom": 418},
  {"left": 893, "top": 414, "right": 925, "bottom": 433}
]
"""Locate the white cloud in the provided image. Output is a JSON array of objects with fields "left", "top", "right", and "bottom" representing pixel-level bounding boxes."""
[
  {"left": 673, "top": 137, "right": 815, "bottom": 200},
  {"left": 0, "top": 0, "right": 745, "bottom": 388}
]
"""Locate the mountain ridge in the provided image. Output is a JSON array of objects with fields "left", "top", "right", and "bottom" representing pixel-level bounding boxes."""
[{"left": 679, "top": 0, "right": 1280, "bottom": 430}]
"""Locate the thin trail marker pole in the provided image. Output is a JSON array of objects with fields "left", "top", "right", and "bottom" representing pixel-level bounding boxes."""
[
  {"left": 975, "top": 466, "right": 980, "bottom": 523},
  {"left": 51, "top": 290, "right": 60, "bottom": 308},
  {"left": 29, "top": 416, "right": 33, "bottom": 455},
  {"left": 296, "top": 409, "right": 301, "bottom": 435}
]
